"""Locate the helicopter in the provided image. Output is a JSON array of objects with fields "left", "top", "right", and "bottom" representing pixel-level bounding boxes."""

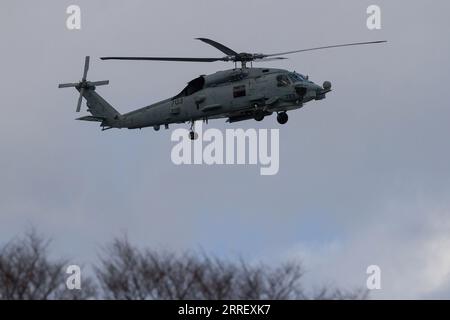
[{"left": 59, "top": 38, "right": 386, "bottom": 140}]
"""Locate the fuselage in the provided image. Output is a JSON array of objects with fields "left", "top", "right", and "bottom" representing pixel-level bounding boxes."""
[{"left": 109, "top": 67, "right": 327, "bottom": 129}]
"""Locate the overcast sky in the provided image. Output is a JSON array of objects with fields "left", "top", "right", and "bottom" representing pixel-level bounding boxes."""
[{"left": 1, "top": 0, "right": 450, "bottom": 299}]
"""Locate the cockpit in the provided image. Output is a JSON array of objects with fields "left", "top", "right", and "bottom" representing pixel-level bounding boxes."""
[
  {"left": 173, "top": 76, "right": 205, "bottom": 99},
  {"left": 288, "top": 72, "right": 306, "bottom": 82},
  {"left": 277, "top": 72, "right": 307, "bottom": 87},
  {"left": 276, "top": 74, "right": 291, "bottom": 87}
]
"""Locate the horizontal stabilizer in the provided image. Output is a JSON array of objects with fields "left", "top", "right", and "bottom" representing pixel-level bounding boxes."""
[{"left": 76, "top": 115, "right": 105, "bottom": 122}]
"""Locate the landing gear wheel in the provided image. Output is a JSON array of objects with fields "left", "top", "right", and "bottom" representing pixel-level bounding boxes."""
[
  {"left": 254, "top": 110, "right": 265, "bottom": 122},
  {"left": 188, "top": 120, "right": 199, "bottom": 140},
  {"left": 189, "top": 131, "right": 198, "bottom": 140},
  {"left": 277, "top": 112, "right": 288, "bottom": 125}
]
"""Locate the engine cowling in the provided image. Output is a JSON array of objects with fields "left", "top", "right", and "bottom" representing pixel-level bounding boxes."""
[{"left": 323, "top": 81, "right": 332, "bottom": 90}]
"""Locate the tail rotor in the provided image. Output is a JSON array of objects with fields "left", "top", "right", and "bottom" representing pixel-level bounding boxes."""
[{"left": 58, "top": 56, "right": 109, "bottom": 112}]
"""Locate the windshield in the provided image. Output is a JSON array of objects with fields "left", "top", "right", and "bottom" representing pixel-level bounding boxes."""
[{"left": 288, "top": 72, "right": 305, "bottom": 82}]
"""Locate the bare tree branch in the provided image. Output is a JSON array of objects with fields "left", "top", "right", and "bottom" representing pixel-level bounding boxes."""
[
  {"left": 96, "top": 238, "right": 368, "bottom": 300},
  {"left": 0, "top": 231, "right": 367, "bottom": 300},
  {"left": 0, "top": 229, "right": 96, "bottom": 300}
]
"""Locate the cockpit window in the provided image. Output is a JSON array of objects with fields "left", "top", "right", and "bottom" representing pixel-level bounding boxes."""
[
  {"left": 173, "top": 76, "right": 205, "bottom": 99},
  {"left": 277, "top": 74, "right": 291, "bottom": 87},
  {"left": 288, "top": 72, "right": 305, "bottom": 82}
]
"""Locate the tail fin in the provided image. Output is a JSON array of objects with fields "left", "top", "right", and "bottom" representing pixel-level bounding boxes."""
[
  {"left": 59, "top": 56, "right": 121, "bottom": 129},
  {"left": 77, "top": 87, "right": 120, "bottom": 121}
]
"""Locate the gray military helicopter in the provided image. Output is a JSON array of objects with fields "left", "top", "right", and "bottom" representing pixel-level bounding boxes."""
[{"left": 59, "top": 38, "right": 386, "bottom": 139}]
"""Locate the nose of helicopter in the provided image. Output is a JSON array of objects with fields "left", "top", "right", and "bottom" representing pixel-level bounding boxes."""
[
  {"left": 294, "top": 82, "right": 321, "bottom": 98},
  {"left": 294, "top": 81, "right": 322, "bottom": 90},
  {"left": 295, "top": 81, "right": 331, "bottom": 101}
]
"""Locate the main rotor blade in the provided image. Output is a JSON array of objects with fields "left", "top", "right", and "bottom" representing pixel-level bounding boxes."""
[
  {"left": 264, "top": 40, "right": 387, "bottom": 58},
  {"left": 100, "top": 56, "right": 226, "bottom": 62},
  {"left": 195, "top": 38, "right": 238, "bottom": 56},
  {"left": 76, "top": 88, "right": 84, "bottom": 112},
  {"left": 82, "top": 56, "right": 90, "bottom": 81},
  {"left": 255, "top": 57, "right": 288, "bottom": 62}
]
